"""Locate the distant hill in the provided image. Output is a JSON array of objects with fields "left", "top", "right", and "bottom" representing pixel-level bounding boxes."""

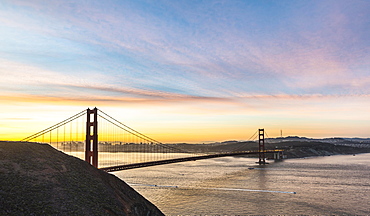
[
  {"left": 168, "top": 139, "right": 370, "bottom": 158},
  {"left": 269, "top": 141, "right": 370, "bottom": 158},
  {"left": 0, "top": 141, "right": 164, "bottom": 216},
  {"left": 262, "top": 136, "right": 370, "bottom": 143}
]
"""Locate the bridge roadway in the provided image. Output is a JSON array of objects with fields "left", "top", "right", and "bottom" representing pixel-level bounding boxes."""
[{"left": 100, "top": 149, "right": 283, "bottom": 172}]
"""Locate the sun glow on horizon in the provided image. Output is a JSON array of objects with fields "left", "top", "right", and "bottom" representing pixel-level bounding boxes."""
[{"left": 2, "top": 99, "right": 369, "bottom": 143}]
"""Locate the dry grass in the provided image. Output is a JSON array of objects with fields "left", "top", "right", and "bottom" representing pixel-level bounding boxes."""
[{"left": 0, "top": 141, "right": 164, "bottom": 216}]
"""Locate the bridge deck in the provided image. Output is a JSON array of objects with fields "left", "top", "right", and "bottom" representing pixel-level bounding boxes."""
[{"left": 100, "top": 150, "right": 283, "bottom": 172}]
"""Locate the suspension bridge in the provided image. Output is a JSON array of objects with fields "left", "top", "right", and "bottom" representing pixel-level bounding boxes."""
[{"left": 21, "top": 108, "right": 284, "bottom": 172}]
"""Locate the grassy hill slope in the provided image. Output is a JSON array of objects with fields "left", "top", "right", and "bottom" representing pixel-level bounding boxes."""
[{"left": 0, "top": 141, "right": 164, "bottom": 216}]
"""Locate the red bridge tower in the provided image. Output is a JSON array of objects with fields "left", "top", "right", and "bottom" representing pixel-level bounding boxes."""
[
  {"left": 85, "top": 108, "right": 98, "bottom": 168},
  {"left": 258, "top": 128, "right": 266, "bottom": 165}
]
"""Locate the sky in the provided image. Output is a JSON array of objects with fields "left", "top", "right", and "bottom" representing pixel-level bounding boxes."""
[{"left": 0, "top": 0, "right": 369, "bottom": 143}]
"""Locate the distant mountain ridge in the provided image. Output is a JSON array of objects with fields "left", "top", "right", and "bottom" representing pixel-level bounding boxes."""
[
  {"left": 168, "top": 136, "right": 370, "bottom": 158},
  {"left": 267, "top": 136, "right": 370, "bottom": 144},
  {"left": 202, "top": 136, "right": 370, "bottom": 145}
]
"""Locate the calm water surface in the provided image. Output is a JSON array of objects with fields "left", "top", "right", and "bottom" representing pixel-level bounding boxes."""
[{"left": 111, "top": 153, "right": 370, "bottom": 215}]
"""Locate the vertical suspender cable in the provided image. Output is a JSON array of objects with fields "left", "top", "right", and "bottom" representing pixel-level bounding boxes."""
[{"left": 56, "top": 128, "right": 59, "bottom": 150}]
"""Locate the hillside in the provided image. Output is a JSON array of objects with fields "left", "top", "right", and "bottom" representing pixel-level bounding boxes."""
[
  {"left": 0, "top": 141, "right": 164, "bottom": 216},
  {"left": 168, "top": 140, "right": 370, "bottom": 158},
  {"left": 270, "top": 141, "right": 370, "bottom": 158}
]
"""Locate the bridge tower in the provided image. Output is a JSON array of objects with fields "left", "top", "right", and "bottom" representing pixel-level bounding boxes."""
[
  {"left": 85, "top": 108, "right": 98, "bottom": 168},
  {"left": 258, "top": 128, "right": 266, "bottom": 165}
]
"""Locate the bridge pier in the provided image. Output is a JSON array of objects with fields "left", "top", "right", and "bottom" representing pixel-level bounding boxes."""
[
  {"left": 273, "top": 152, "right": 281, "bottom": 160},
  {"left": 85, "top": 108, "right": 98, "bottom": 168}
]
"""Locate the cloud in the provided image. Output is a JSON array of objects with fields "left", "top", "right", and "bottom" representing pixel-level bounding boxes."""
[
  {"left": 0, "top": 57, "right": 231, "bottom": 104},
  {"left": 1, "top": 55, "right": 369, "bottom": 112},
  {"left": 1, "top": 1, "right": 369, "bottom": 101}
]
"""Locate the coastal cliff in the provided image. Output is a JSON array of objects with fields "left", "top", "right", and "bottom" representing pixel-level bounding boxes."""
[{"left": 0, "top": 141, "right": 164, "bottom": 216}]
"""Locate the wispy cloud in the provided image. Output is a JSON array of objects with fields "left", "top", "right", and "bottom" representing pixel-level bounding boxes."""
[
  {"left": 2, "top": 0, "right": 369, "bottom": 98},
  {"left": 1, "top": 0, "right": 370, "bottom": 139}
]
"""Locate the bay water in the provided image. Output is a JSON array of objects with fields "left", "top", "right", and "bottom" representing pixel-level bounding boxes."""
[{"left": 110, "top": 153, "right": 370, "bottom": 215}]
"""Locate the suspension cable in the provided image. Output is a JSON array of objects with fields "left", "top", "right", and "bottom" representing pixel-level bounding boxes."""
[
  {"left": 230, "top": 129, "right": 259, "bottom": 152},
  {"left": 21, "top": 110, "right": 86, "bottom": 141},
  {"left": 98, "top": 109, "right": 162, "bottom": 144},
  {"left": 97, "top": 110, "right": 190, "bottom": 153}
]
